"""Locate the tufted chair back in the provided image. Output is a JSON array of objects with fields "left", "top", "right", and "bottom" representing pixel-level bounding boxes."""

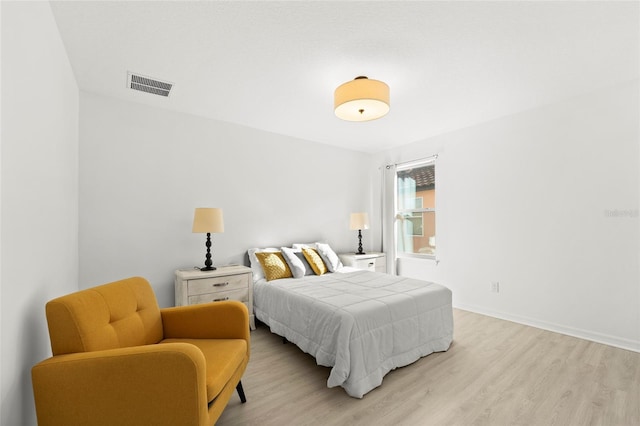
[{"left": 45, "top": 277, "right": 164, "bottom": 355}]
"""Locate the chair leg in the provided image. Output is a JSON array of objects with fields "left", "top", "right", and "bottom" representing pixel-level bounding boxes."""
[{"left": 236, "top": 381, "right": 247, "bottom": 403}]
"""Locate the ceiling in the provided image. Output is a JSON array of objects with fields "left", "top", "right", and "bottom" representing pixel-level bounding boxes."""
[{"left": 50, "top": 1, "right": 639, "bottom": 153}]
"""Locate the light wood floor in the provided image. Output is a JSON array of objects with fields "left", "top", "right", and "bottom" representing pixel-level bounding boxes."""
[{"left": 218, "top": 309, "right": 640, "bottom": 426}]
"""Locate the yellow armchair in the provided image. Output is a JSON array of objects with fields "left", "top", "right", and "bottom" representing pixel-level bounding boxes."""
[{"left": 31, "top": 276, "right": 250, "bottom": 426}]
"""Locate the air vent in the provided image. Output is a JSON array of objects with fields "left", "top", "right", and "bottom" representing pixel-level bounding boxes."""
[{"left": 127, "top": 72, "right": 173, "bottom": 97}]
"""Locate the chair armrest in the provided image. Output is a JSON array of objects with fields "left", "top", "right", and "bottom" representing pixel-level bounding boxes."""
[
  {"left": 32, "top": 343, "right": 209, "bottom": 426},
  {"left": 161, "top": 300, "right": 249, "bottom": 342}
]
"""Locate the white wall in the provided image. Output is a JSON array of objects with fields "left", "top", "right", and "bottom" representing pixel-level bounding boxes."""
[
  {"left": 1, "top": 4, "right": 4, "bottom": 422},
  {"left": 374, "top": 80, "right": 640, "bottom": 351},
  {"left": 79, "top": 92, "right": 373, "bottom": 307},
  {"left": 1, "top": 5, "right": 4, "bottom": 422},
  {"left": 1, "top": 2, "right": 79, "bottom": 425}
]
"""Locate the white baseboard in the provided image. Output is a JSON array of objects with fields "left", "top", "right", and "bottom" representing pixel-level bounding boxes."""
[{"left": 454, "top": 302, "right": 640, "bottom": 353}]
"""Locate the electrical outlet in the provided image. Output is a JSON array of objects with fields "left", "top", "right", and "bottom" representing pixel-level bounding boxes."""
[{"left": 490, "top": 282, "right": 500, "bottom": 293}]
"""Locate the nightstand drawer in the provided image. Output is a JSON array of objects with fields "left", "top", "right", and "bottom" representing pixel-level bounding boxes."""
[
  {"left": 353, "top": 258, "right": 378, "bottom": 271},
  {"left": 186, "top": 274, "right": 249, "bottom": 296},
  {"left": 188, "top": 287, "right": 249, "bottom": 305},
  {"left": 339, "top": 252, "right": 387, "bottom": 274}
]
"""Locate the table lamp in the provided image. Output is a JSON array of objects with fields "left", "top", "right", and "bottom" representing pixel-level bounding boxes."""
[
  {"left": 192, "top": 207, "right": 224, "bottom": 271},
  {"left": 350, "top": 212, "right": 370, "bottom": 255}
]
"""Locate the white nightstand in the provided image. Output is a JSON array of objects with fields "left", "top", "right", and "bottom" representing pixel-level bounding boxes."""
[
  {"left": 339, "top": 252, "right": 387, "bottom": 274},
  {"left": 175, "top": 265, "right": 255, "bottom": 330}
]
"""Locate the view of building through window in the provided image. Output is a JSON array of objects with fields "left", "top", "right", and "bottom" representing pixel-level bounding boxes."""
[{"left": 396, "top": 160, "right": 436, "bottom": 257}]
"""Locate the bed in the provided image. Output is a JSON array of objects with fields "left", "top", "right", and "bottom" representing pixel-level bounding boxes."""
[{"left": 250, "top": 244, "right": 453, "bottom": 398}]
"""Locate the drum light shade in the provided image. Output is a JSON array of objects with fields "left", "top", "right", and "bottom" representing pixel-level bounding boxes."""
[
  {"left": 192, "top": 208, "right": 224, "bottom": 233},
  {"left": 334, "top": 76, "right": 390, "bottom": 122},
  {"left": 349, "top": 212, "right": 370, "bottom": 230}
]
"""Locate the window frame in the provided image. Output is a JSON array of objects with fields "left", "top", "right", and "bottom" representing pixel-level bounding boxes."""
[{"left": 394, "top": 158, "right": 437, "bottom": 260}]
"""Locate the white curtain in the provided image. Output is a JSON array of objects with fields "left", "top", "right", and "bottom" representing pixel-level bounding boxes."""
[
  {"left": 397, "top": 176, "right": 416, "bottom": 209},
  {"left": 381, "top": 164, "right": 397, "bottom": 275},
  {"left": 396, "top": 176, "right": 416, "bottom": 254}
]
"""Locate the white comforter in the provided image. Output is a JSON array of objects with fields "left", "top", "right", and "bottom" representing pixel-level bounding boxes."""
[{"left": 253, "top": 270, "right": 453, "bottom": 398}]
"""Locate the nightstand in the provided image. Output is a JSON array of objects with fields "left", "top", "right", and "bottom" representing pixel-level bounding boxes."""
[
  {"left": 338, "top": 252, "right": 387, "bottom": 273},
  {"left": 175, "top": 265, "right": 255, "bottom": 330}
]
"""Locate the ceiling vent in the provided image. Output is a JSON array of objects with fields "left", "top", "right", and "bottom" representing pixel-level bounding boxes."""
[{"left": 127, "top": 72, "right": 173, "bottom": 97}]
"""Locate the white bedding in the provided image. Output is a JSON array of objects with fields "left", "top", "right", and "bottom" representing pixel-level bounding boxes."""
[{"left": 253, "top": 269, "right": 453, "bottom": 398}]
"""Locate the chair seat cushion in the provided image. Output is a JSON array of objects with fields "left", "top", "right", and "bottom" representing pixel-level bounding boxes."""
[{"left": 160, "top": 338, "right": 247, "bottom": 402}]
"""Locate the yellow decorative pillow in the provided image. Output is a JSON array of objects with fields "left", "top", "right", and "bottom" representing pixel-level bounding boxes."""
[
  {"left": 255, "top": 251, "right": 293, "bottom": 281},
  {"left": 302, "top": 248, "right": 327, "bottom": 275}
]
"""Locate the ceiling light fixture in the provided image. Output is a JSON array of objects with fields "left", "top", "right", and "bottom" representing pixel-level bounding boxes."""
[{"left": 334, "top": 76, "right": 390, "bottom": 122}]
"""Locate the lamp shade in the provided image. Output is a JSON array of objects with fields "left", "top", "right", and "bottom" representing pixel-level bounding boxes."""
[
  {"left": 192, "top": 208, "right": 224, "bottom": 233},
  {"left": 334, "top": 76, "right": 390, "bottom": 122},
  {"left": 349, "top": 212, "right": 370, "bottom": 230}
]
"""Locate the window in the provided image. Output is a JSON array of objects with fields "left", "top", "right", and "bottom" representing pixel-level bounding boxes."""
[{"left": 395, "top": 159, "right": 436, "bottom": 258}]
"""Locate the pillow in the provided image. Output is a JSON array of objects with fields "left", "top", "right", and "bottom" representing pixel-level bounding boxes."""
[
  {"left": 280, "top": 247, "right": 306, "bottom": 278},
  {"left": 314, "top": 242, "right": 343, "bottom": 272},
  {"left": 255, "top": 251, "right": 293, "bottom": 281},
  {"left": 292, "top": 243, "right": 316, "bottom": 250},
  {"left": 294, "top": 252, "right": 315, "bottom": 276},
  {"left": 248, "top": 247, "right": 280, "bottom": 281},
  {"left": 302, "top": 248, "right": 327, "bottom": 275}
]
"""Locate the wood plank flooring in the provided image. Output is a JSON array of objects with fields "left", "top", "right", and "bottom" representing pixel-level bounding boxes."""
[{"left": 217, "top": 309, "right": 640, "bottom": 426}]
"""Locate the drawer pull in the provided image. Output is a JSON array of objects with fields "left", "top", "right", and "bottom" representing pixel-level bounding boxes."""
[
  {"left": 213, "top": 296, "right": 230, "bottom": 302},
  {"left": 212, "top": 282, "right": 229, "bottom": 287},
  {"left": 368, "top": 262, "right": 374, "bottom": 266}
]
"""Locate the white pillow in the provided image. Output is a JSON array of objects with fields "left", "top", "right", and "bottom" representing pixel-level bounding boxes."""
[
  {"left": 314, "top": 242, "right": 343, "bottom": 272},
  {"left": 247, "top": 247, "right": 280, "bottom": 282},
  {"left": 280, "top": 247, "right": 306, "bottom": 278},
  {"left": 292, "top": 243, "right": 316, "bottom": 250}
]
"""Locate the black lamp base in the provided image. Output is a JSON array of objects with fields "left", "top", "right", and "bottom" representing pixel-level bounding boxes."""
[
  {"left": 201, "top": 232, "right": 217, "bottom": 271},
  {"left": 200, "top": 266, "right": 217, "bottom": 271},
  {"left": 355, "top": 229, "right": 366, "bottom": 255}
]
